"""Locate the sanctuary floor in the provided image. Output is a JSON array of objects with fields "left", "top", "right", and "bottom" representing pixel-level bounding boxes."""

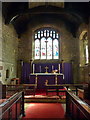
[
  {"left": 22, "top": 89, "right": 68, "bottom": 120},
  {"left": 22, "top": 103, "right": 67, "bottom": 120}
]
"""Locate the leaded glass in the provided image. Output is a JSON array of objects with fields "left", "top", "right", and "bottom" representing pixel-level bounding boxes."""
[
  {"left": 53, "top": 34, "right": 55, "bottom": 38},
  {"left": 34, "top": 28, "right": 59, "bottom": 60},
  {"left": 53, "top": 39, "right": 59, "bottom": 59},
  {"left": 47, "top": 32, "right": 49, "bottom": 37},
  {"left": 47, "top": 37, "right": 52, "bottom": 59},
  {"left": 38, "top": 31, "right": 40, "bottom": 34},
  {"left": 50, "top": 31, "right": 52, "bottom": 37},
  {"left": 38, "top": 33, "right": 40, "bottom": 38},
  {"left": 41, "top": 37, "right": 46, "bottom": 59},
  {"left": 44, "top": 31, "right": 46, "bottom": 37},
  {"left": 35, "top": 34, "right": 37, "bottom": 39},
  {"left": 41, "top": 31, "right": 43, "bottom": 37},
  {"left": 56, "top": 33, "right": 59, "bottom": 38},
  {"left": 35, "top": 39, "right": 40, "bottom": 59},
  {"left": 86, "top": 45, "right": 89, "bottom": 63}
]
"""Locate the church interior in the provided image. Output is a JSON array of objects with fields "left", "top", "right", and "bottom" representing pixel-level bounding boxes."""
[{"left": 0, "top": 1, "right": 90, "bottom": 120}]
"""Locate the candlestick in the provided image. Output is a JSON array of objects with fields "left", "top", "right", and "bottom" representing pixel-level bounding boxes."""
[
  {"left": 40, "top": 66, "right": 41, "bottom": 73},
  {"left": 55, "top": 75, "right": 57, "bottom": 85},
  {"left": 59, "top": 64, "right": 60, "bottom": 73},
  {"left": 35, "top": 75, "right": 37, "bottom": 84},
  {"left": 52, "top": 65, "right": 54, "bottom": 71},
  {"left": 33, "top": 64, "right": 35, "bottom": 74}
]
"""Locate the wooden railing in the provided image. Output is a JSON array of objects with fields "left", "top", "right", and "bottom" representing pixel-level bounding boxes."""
[
  {"left": 1, "top": 84, "right": 90, "bottom": 120},
  {"left": 6, "top": 84, "right": 37, "bottom": 96},
  {"left": 66, "top": 91, "right": 90, "bottom": 120},
  {"left": 0, "top": 91, "right": 25, "bottom": 120},
  {"left": 45, "top": 84, "right": 90, "bottom": 119},
  {"left": 45, "top": 84, "right": 84, "bottom": 96}
]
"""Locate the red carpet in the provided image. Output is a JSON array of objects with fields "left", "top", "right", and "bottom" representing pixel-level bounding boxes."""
[{"left": 22, "top": 103, "right": 65, "bottom": 119}]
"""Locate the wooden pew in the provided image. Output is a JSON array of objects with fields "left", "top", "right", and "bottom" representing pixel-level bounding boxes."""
[
  {"left": 66, "top": 91, "right": 90, "bottom": 120},
  {"left": 0, "top": 84, "right": 6, "bottom": 99},
  {"left": 0, "top": 91, "right": 25, "bottom": 120}
]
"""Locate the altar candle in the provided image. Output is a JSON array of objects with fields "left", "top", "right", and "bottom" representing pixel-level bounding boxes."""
[
  {"left": 40, "top": 66, "right": 41, "bottom": 73},
  {"left": 52, "top": 65, "right": 54, "bottom": 70},
  {"left": 33, "top": 64, "right": 35, "bottom": 73},
  {"left": 59, "top": 64, "right": 60, "bottom": 73}
]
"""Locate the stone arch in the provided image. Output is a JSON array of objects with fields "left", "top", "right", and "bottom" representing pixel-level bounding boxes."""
[{"left": 79, "top": 30, "right": 88, "bottom": 66}]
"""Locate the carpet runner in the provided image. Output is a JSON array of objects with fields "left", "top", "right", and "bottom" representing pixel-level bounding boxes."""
[{"left": 22, "top": 103, "right": 65, "bottom": 119}]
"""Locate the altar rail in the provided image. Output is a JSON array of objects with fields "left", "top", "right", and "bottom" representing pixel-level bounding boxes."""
[
  {"left": 6, "top": 84, "right": 37, "bottom": 96},
  {"left": 45, "top": 84, "right": 84, "bottom": 96},
  {"left": 66, "top": 91, "right": 90, "bottom": 120},
  {"left": 0, "top": 91, "right": 25, "bottom": 120}
]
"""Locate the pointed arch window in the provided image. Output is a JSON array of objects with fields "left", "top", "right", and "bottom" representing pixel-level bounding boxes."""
[
  {"left": 34, "top": 28, "right": 59, "bottom": 60},
  {"left": 79, "top": 31, "right": 89, "bottom": 66}
]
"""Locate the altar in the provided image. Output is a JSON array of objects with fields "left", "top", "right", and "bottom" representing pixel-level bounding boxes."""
[
  {"left": 22, "top": 62, "right": 72, "bottom": 86},
  {"left": 29, "top": 73, "right": 64, "bottom": 89}
]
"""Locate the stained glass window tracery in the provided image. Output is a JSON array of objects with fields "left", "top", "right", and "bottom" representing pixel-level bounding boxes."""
[{"left": 34, "top": 28, "right": 59, "bottom": 60}]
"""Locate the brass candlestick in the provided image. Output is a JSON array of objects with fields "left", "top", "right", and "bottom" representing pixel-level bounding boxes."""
[
  {"left": 45, "top": 66, "right": 48, "bottom": 73},
  {"left": 55, "top": 75, "right": 57, "bottom": 85}
]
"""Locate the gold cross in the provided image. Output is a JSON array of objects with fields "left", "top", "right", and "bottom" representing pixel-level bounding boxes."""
[{"left": 45, "top": 66, "right": 48, "bottom": 73}]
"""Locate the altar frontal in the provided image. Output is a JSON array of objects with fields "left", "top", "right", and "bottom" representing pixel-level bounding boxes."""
[{"left": 29, "top": 63, "right": 64, "bottom": 89}]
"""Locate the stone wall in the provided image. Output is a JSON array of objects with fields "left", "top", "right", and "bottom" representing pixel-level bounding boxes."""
[
  {"left": 77, "top": 23, "right": 90, "bottom": 83},
  {"left": 0, "top": 2, "right": 2, "bottom": 83},
  {"left": 1, "top": 12, "right": 89, "bottom": 84},
  {"left": 18, "top": 17, "right": 80, "bottom": 83},
  {"left": 1, "top": 18, "right": 19, "bottom": 84}
]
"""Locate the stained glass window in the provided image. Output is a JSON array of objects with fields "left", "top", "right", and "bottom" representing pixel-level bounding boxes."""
[
  {"left": 53, "top": 39, "right": 59, "bottom": 59},
  {"left": 34, "top": 28, "right": 59, "bottom": 60},
  {"left": 86, "top": 45, "right": 89, "bottom": 64},
  {"left": 35, "top": 39, "right": 40, "bottom": 59},
  {"left": 47, "top": 37, "right": 52, "bottom": 59},
  {"left": 41, "top": 37, "right": 46, "bottom": 59}
]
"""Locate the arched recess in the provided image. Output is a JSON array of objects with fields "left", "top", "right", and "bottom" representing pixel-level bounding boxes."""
[{"left": 79, "top": 30, "right": 89, "bottom": 66}]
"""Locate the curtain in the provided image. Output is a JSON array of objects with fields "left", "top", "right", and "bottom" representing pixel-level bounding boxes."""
[
  {"left": 21, "top": 62, "right": 30, "bottom": 83},
  {"left": 63, "top": 63, "right": 73, "bottom": 84},
  {"left": 21, "top": 62, "right": 73, "bottom": 84},
  {"left": 33, "top": 63, "right": 62, "bottom": 73}
]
